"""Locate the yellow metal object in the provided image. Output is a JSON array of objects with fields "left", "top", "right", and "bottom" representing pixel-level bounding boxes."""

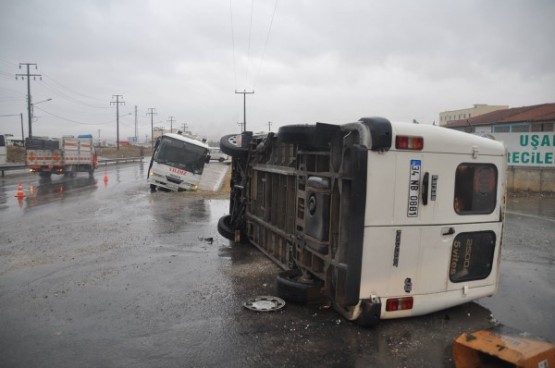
[{"left": 453, "top": 327, "right": 555, "bottom": 368}]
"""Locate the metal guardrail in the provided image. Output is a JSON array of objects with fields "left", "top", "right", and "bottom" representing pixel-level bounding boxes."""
[
  {"left": 0, "top": 157, "right": 144, "bottom": 177},
  {"left": 98, "top": 157, "right": 144, "bottom": 165},
  {"left": 0, "top": 164, "right": 26, "bottom": 177}
]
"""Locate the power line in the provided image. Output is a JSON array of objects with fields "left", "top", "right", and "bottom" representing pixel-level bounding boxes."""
[
  {"left": 253, "top": 0, "right": 279, "bottom": 89},
  {"left": 0, "top": 86, "right": 24, "bottom": 94},
  {"left": 42, "top": 73, "right": 105, "bottom": 102},
  {"left": 0, "top": 70, "right": 14, "bottom": 78},
  {"left": 0, "top": 58, "right": 18, "bottom": 67},
  {"left": 0, "top": 96, "right": 25, "bottom": 101},
  {"left": 229, "top": 0, "right": 238, "bottom": 90},
  {"left": 34, "top": 106, "right": 115, "bottom": 125},
  {"left": 245, "top": 0, "right": 255, "bottom": 86},
  {"left": 38, "top": 80, "right": 110, "bottom": 109}
]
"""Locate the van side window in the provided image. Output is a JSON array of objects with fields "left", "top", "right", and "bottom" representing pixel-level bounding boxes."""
[
  {"left": 454, "top": 163, "right": 497, "bottom": 214},
  {"left": 449, "top": 231, "right": 496, "bottom": 283}
]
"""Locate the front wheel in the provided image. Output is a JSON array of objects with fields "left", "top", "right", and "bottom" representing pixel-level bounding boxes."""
[
  {"left": 150, "top": 184, "right": 157, "bottom": 192},
  {"left": 220, "top": 133, "right": 251, "bottom": 158},
  {"left": 217, "top": 214, "right": 238, "bottom": 241},
  {"left": 276, "top": 269, "right": 322, "bottom": 304}
]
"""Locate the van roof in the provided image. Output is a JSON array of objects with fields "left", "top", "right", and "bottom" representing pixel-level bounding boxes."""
[
  {"left": 163, "top": 133, "right": 209, "bottom": 149},
  {"left": 389, "top": 122, "right": 505, "bottom": 156}
]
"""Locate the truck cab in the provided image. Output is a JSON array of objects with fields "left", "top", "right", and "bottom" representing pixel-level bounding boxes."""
[{"left": 217, "top": 117, "right": 506, "bottom": 326}]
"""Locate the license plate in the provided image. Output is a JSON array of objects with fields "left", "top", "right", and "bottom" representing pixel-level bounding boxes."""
[
  {"left": 166, "top": 182, "right": 179, "bottom": 191},
  {"left": 407, "top": 159, "right": 421, "bottom": 217}
]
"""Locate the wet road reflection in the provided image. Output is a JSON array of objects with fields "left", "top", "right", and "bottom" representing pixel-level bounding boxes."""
[
  {"left": 507, "top": 195, "right": 555, "bottom": 218},
  {"left": 0, "top": 162, "right": 148, "bottom": 213},
  {"left": 23, "top": 176, "right": 98, "bottom": 208}
]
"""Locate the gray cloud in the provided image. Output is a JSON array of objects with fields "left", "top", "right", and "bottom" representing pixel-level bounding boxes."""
[{"left": 1, "top": 0, "right": 554, "bottom": 141}]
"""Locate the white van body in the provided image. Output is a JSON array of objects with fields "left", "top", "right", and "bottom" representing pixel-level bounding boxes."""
[
  {"left": 218, "top": 118, "right": 507, "bottom": 326},
  {"left": 148, "top": 133, "right": 210, "bottom": 192},
  {"left": 209, "top": 147, "right": 230, "bottom": 162},
  {"left": 356, "top": 122, "right": 505, "bottom": 321}
]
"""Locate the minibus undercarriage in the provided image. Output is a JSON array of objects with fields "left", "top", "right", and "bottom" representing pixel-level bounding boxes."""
[{"left": 219, "top": 119, "right": 394, "bottom": 325}]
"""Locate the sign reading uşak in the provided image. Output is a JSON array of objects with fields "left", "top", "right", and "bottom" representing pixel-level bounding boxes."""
[{"left": 492, "top": 133, "right": 555, "bottom": 167}]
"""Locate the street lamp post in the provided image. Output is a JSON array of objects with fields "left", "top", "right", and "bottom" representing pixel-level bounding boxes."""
[{"left": 30, "top": 98, "right": 53, "bottom": 138}]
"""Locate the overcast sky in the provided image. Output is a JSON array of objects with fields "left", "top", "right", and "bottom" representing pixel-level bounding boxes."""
[{"left": 1, "top": 0, "right": 554, "bottom": 143}]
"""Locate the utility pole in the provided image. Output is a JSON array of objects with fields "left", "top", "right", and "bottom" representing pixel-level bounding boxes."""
[
  {"left": 235, "top": 89, "right": 254, "bottom": 132},
  {"left": 146, "top": 108, "right": 157, "bottom": 148},
  {"left": 110, "top": 95, "right": 125, "bottom": 150},
  {"left": 168, "top": 116, "right": 176, "bottom": 133},
  {"left": 15, "top": 63, "right": 41, "bottom": 139},
  {"left": 20, "top": 113, "right": 24, "bottom": 143},
  {"left": 267, "top": 121, "right": 273, "bottom": 132},
  {"left": 134, "top": 105, "right": 138, "bottom": 141}
]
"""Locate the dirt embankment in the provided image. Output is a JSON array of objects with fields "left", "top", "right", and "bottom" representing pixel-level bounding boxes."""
[
  {"left": 6, "top": 146, "right": 25, "bottom": 163},
  {"left": 6, "top": 145, "right": 153, "bottom": 163}
]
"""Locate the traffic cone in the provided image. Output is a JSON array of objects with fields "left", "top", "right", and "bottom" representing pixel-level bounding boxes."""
[
  {"left": 103, "top": 168, "right": 109, "bottom": 185},
  {"left": 15, "top": 181, "right": 26, "bottom": 199}
]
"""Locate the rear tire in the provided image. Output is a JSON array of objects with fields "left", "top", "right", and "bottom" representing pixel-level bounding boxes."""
[
  {"left": 277, "top": 124, "right": 316, "bottom": 145},
  {"left": 217, "top": 214, "right": 237, "bottom": 241},
  {"left": 220, "top": 133, "right": 250, "bottom": 158},
  {"left": 278, "top": 124, "right": 337, "bottom": 150},
  {"left": 276, "top": 269, "right": 322, "bottom": 304}
]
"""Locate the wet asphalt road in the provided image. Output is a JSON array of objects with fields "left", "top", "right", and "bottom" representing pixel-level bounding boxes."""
[
  {"left": 477, "top": 196, "right": 555, "bottom": 342},
  {"left": 0, "top": 162, "right": 553, "bottom": 368}
]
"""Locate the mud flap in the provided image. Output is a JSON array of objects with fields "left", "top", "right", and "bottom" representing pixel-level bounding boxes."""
[
  {"left": 453, "top": 327, "right": 555, "bottom": 368},
  {"left": 356, "top": 298, "right": 381, "bottom": 328}
]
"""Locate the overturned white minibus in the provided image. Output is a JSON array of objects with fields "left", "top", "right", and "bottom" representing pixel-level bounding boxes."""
[{"left": 217, "top": 117, "right": 506, "bottom": 326}]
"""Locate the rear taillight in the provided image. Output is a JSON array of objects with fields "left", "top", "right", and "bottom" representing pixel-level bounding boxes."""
[
  {"left": 395, "top": 136, "right": 424, "bottom": 150},
  {"left": 386, "top": 297, "right": 414, "bottom": 311}
]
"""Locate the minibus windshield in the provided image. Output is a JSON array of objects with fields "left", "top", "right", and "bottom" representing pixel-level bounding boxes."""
[{"left": 154, "top": 136, "right": 208, "bottom": 174}]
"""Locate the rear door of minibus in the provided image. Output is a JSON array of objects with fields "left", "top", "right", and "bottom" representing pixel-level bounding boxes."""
[{"left": 360, "top": 125, "right": 505, "bottom": 305}]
